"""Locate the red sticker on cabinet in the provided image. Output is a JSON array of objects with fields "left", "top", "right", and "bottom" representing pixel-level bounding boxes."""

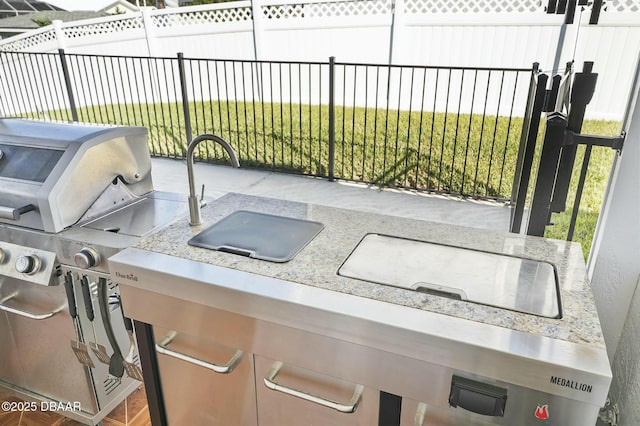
[{"left": 535, "top": 404, "right": 549, "bottom": 420}]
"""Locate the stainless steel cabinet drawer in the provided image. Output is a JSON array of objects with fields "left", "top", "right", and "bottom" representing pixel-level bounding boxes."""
[
  {"left": 401, "top": 398, "right": 499, "bottom": 426},
  {"left": 153, "top": 325, "right": 257, "bottom": 426},
  {"left": 401, "top": 388, "right": 603, "bottom": 426},
  {"left": 255, "top": 354, "right": 379, "bottom": 426}
]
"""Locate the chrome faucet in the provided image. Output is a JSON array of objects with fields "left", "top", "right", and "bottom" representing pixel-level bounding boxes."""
[{"left": 187, "top": 134, "right": 240, "bottom": 226}]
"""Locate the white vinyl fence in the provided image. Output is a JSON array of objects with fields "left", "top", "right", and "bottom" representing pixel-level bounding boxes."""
[
  {"left": 0, "top": 0, "right": 638, "bottom": 119},
  {"left": 0, "top": 50, "right": 534, "bottom": 123}
]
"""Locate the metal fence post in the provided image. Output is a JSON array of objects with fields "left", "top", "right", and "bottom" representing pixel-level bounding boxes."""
[
  {"left": 328, "top": 56, "right": 336, "bottom": 182},
  {"left": 57, "top": 49, "right": 78, "bottom": 122},
  {"left": 250, "top": 0, "right": 264, "bottom": 101},
  {"left": 141, "top": 8, "right": 157, "bottom": 57},
  {"left": 511, "top": 63, "right": 539, "bottom": 205},
  {"left": 389, "top": 0, "right": 405, "bottom": 65},
  {"left": 177, "top": 52, "right": 192, "bottom": 154},
  {"left": 551, "top": 62, "right": 597, "bottom": 213},
  {"left": 251, "top": 0, "right": 264, "bottom": 62},
  {"left": 52, "top": 20, "right": 67, "bottom": 50},
  {"left": 510, "top": 71, "right": 548, "bottom": 234},
  {"left": 527, "top": 111, "right": 568, "bottom": 236},
  {"left": 566, "top": 144, "right": 592, "bottom": 240}
]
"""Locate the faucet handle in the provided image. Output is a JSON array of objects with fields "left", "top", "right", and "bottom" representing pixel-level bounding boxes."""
[{"left": 199, "top": 184, "right": 207, "bottom": 208}]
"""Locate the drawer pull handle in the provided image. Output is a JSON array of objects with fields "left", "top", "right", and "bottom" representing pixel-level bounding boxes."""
[
  {"left": 0, "top": 292, "right": 63, "bottom": 320},
  {"left": 264, "top": 361, "right": 364, "bottom": 414},
  {"left": 155, "top": 331, "right": 243, "bottom": 374}
]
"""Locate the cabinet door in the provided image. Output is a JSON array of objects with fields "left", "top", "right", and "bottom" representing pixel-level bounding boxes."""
[
  {"left": 153, "top": 325, "right": 257, "bottom": 426},
  {"left": 1, "top": 277, "right": 96, "bottom": 411},
  {"left": 254, "top": 355, "right": 379, "bottom": 426},
  {"left": 0, "top": 309, "right": 25, "bottom": 388}
]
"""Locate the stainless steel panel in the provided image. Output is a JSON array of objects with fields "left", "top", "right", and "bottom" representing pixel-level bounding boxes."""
[
  {"left": 0, "top": 277, "right": 97, "bottom": 412},
  {"left": 0, "top": 241, "right": 59, "bottom": 286},
  {"left": 402, "top": 399, "right": 496, "bottom": 426},
  {"left": 339, "top": 234, "right": 560, "bottom": 317},
  {"left": 0, "top": 308, "right": 26, "bottom": 389},
  {"left": 83, "top": 196, "right": 188, "bottom": 238},
  {"left": 401, "top": 391, "right": 602, "bottom": 426},
  {"left": 255, "top": 355, "right": 379, "bottom": 426},
  {"left": 153, "top": 325, "right": 257, "bottom": 426},
  {"left": 118, "top": 279, "right": 606, "bottom": 426},
  {"left": 111, "top": 248, "right": 611, "bottom": 409}
]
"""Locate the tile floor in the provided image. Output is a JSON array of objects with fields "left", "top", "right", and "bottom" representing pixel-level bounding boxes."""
[{"left": 0, "top": 385, "right": 150, "bottom": 426}]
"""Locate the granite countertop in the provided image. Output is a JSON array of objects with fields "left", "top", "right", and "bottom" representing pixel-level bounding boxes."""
[{"left": 136, "top": 192, "right": 605, "bottom": 349}]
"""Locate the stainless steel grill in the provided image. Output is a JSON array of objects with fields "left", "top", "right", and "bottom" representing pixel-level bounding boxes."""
[
  {"left": 0, "top": 118, "right": 154, "bottom": 233},
  {"left": 0, "top": 118, "right": 187, "bottom": 425}
]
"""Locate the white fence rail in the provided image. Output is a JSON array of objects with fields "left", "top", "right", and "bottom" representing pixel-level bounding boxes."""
[{"left": 0, "top": 0, "right": 639, "bottom": 119}]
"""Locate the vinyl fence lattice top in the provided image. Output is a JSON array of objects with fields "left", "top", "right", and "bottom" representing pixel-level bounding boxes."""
[
  {"left": 63, "top": 16, "right": 144, "bottom": 39},
  {"left": 404, "top": 0, "right": 542, "bottom": 14},
  {"left": 152, "top": 6, "right": 253, "bottom": 27},
  {"left": 0, "top": 29, "right": 56, "bottom": 51},
  {"left": 262, "top": 0, "right": 392, "bottom": 19},
  {"left": 610, "top": 0, "right": 640, "bottom": 12}
]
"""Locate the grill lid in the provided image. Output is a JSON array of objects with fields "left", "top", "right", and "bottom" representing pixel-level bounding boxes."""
[{"left": 0, "top": 119, "right": 153, "bottom": 233}]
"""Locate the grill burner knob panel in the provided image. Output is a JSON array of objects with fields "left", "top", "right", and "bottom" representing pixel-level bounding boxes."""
[
  {"left": 74, "top": 247, "right": 101, "bottom": 269},
  {"left": 15, "top": 255, "right": 41, "bottom": 275},
  {"left": 0, "top": 242, "right": 57, "bottom": 285}
]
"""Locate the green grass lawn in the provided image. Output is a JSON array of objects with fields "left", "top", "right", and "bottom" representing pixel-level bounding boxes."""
[
  {"left": 29, "top": 100, "right": 620, "bottom": 259},
  {"left": 62, "top": 100, "right": 526, "bottom": 200}
]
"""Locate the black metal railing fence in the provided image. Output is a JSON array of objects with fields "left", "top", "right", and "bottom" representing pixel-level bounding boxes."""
[
  {"left": 0, "top": 50, "right": 536, "bottom": 202},
  {"left": 517, "top": 61, "right": 625, "bottom": 241}
]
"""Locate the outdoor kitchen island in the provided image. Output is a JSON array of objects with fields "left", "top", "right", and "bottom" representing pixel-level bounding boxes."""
[{"left": 108, "top": 192, "right": 611, "bottom": 426}]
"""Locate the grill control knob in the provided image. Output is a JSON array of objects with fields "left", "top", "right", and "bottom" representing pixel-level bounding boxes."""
[
  {"left": 15, "top": 255, "right": 41, "bottom": 275},
  {"left": 74, "top": 247, "right": 101, "bottom": 269}
]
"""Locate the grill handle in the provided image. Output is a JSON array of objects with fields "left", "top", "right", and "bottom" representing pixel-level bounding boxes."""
[
  {"left": 0, "top": 292, "right": 63, "bottom": 320},
  {"left": 97, "top": 277, "right": 125, "bottom": 378},
  {"left": 80, "top": 275, "right": 94, "bottom": 321},
  {"left": 63, "top": 272, "right": 78, "bottom": 319},
  {"left": 0, "top": 204, "right": 35, "bottom": 221}
]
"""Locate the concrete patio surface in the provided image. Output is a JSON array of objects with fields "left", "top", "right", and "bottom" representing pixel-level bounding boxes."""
[{"left": 151, "top": 157, "right": 512, "bottom": 232}]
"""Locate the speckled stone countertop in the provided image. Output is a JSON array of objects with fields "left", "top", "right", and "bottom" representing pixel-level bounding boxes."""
[{"left": 136, "top": 192, "right": 605, "bottom": 349}]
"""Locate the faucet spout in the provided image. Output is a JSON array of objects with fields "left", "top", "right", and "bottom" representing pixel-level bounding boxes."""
[{"left": 187, "top": 134, "right": 240, "bottom": 226}]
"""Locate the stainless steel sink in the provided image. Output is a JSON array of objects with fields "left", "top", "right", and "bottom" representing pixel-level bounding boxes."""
[
  {"left": 188, "top": 210, "right": 324, "bottom": 263},
  {"left": 338, "top": 234, "right": 560, "bottom": 318}
]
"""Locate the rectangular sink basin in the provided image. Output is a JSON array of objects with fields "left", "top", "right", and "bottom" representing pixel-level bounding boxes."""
[
  {"left": 338, "top": 234, "right": 560, "bottom": 318},
  {"left": 188, "top": 210, "right": 324, "bottom": 263}
]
